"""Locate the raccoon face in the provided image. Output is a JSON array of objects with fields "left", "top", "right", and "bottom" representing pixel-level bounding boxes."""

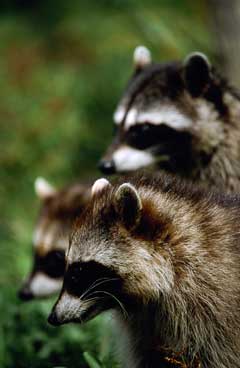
[
  {"left": 19, "top": 178, "right": 90, "bottom": 301},
  {"left": 19, "top": 255, "right": 66, "bottom": 302},
  {"left": 19, "top": 237, "right": 67, "bottom": 301},
  {"left": 99, "top": 47, "right": 226, "bottom": 175},
  {"left": 48, "top": 178, "right": 173, "bottom": 326},
  {"left": 19, "top": 179, "right": 66, "bottom": 300}
]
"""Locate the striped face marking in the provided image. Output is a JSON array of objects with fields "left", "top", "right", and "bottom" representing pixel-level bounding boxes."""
[
  {"left": 20, "top": 178, "right": 90, "bottom": 301},
  {"left": 109, "top": 58, "right": 197, "bottom": 174},
  {"left": 63, "top": 261, "right": 121, "bottom": 297},
  {"left": 112, "top": 146, "right": 155, "bottom": 171},
  {"left": 29, "top": 272, "right": 63, "bottom": 297},
  {"left": 111, "top": 98, "right": 194, "bottom": 172},
  {"left": 19, "top": 249, "right": 66, "bottom": 299},
  {"left": 22, "top": 218, "right": 68, "bottom": 299},
  {"left": 50, "top": 261, "right": 122, "bottom": 325},
  {"left": 110, "top": 49, "right": 222, "bottom": 177},
  {"left": 113, "top": 104, "right": 192, "bottom": 131},
  {"left": 33, "top": 250, "right": 66, "bottom": 279},
  {"left": 114, "top": 106, "right": 126, "bottom": 125}
]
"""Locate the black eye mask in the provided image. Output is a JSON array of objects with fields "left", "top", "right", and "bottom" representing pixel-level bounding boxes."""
[
  {"left": 33, "top": 250, "right": 66, "bottom": 279},
  {"left": 125, "top": 123, "right": 192, "bottom": 152},
  {"left": 64, "top": 261, "right": 122, "bottom": 298}
]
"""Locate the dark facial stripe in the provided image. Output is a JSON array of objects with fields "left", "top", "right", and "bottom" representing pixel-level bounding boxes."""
[
  {"left": 124, "top": 122, "right": 204, "bottom": 175},
  {"left": 33, "top": 250, "right": 66, "bottom": 279},
  {"left": 64, "top": 261, "right": 122, "bottom": 298},
  {"left": 119, "top": 62, "right": 183, "bottom": 126},
  {"left": 119, "top": 61, "right": 229, "bottom": 136},
  {"left": 125, "top": 123, "right": 191, "bottom": 150},
  {"left": 204, "top": 81, "right": 228, "bottom": 116}
]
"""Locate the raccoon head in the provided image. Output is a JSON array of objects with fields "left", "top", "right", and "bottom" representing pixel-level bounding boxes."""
[
  {"left": 99, "top": 47, "right": 227, "bottom": 176},
  {"left": 48, "top": 178, "right": 174, "bottom": 326},
  {"left": 19, "top": 177, "right": 90, "bottom": 301}
]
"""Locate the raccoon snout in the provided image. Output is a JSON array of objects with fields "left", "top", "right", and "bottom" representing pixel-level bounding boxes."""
[
  {"left": 18, "top": 285, "right": 34, "bottom": 301},
  {"left": 48, "top": 309, "right": 61, "bottom": 326},
  {"left": 98, "top": 159, "right": 116, "bottom": 175}
]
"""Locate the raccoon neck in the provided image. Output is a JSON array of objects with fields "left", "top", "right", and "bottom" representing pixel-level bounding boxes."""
[
  {"left": 117, "top": 203, "right": 240, "bottom": 368},
  {"left": 120, "top": 291, "right": 240, "bottom": 368},
  {"left": 195, "top": 92, "right": 240, "bottom": 193}
]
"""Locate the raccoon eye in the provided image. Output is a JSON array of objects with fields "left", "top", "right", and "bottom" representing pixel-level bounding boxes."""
[
  {"left": 70, "top": 266, "right": 82, "bottom": 283},
  {"left": 64, "top": 261, "right": 121, "bottom": 298},
  {"left": 127, "top": 123, "right": 157, "bottom": 149},
  {"left": 44, "top": 250, "right": 66, "bottom": 278},
  {"left": 141, "top": 124, "right": 150, "bottom": 132},
  {"left": 64, "top": 263, "right": 82, "bottom": 293}
]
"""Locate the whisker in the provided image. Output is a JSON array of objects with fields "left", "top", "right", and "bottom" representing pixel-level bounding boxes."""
[
  {"left": 83, "top": 296, "right": 104, "bottom": 303},
  {"left": 80, "top": 277, "right": 110, "bottom": 299},
  {"left": 90, "top": 290, "right": 129, "bottom": 319},
  {"left": 81, "top": 277, "right": 119, "bottom": 299}
]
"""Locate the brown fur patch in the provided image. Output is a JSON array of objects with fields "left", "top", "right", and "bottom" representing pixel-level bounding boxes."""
[{"left": 68, "top": 172, "right": 240, "bottom": 368}]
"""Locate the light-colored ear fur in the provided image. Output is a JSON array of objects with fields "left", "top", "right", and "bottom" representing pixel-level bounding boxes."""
[
  {"left": 91, "top": 178, "right": 111, "bottom": 197},
  {"left": 114, "top": 183, "right": 142, "bottom": 229},
  {"left": 133, "top": 46, "right": 152, "bottom": 69},
  {"left": 34, "top": 177, "right": 56, "bottom": 200},
  {"left": 183, "top": 51, "right": 211, "bottom": 69}
]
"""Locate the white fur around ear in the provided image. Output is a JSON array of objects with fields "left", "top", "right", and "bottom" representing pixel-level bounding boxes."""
[
  {"left": 91, "top": 178, "right": 111, "bottom": 197},
  {"left": 184, "top": 51, "right": 211, "bottom": 69},
  {"left": 133, "top": 46, "right": 152, "bottom": 69},
  {"left": 34, "top": 177, "right": 56, "bottom": 200}
]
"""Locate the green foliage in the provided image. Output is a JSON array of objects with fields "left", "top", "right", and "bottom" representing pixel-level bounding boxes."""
[
  {"left": 0, "top": 288, "right": 118, "bottom": 368},
  {"left": 0, "top": 1, "right": 212, "bottom": 367},
  {"left": 83, "top": 352, "right": 102, "bottom": 368}
]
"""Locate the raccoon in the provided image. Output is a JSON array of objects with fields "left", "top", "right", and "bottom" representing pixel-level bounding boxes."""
[
  {"left": 48, "top": 175, "right": 240, "bottom": 368},
  {"left": 99, "top": 46, "right": 240, "bottom": 193},
  {"left": 18, "top": 177, "right": 90, "bottom": 301}
]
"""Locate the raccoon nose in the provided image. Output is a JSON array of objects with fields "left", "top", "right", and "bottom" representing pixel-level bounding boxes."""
[
  {"left": 18, "top": 286, "right": 34, "bottom": 301},
  {"left": 98, "top": 160, "right": 116, "bottom": 175},
  {"left": 48, "top": 310, "right": 61, "bottom": 326}
]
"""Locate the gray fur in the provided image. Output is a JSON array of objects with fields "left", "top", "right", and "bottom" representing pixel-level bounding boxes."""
[{"left": 50, "top": 174, "right": 240, "bottom": 367}]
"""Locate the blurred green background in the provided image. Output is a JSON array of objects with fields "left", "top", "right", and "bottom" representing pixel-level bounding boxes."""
[{"left": 0, "top": 1, "right": 216, "bottom": 367}]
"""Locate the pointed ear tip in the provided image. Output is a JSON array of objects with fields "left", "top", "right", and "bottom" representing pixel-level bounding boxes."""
[
  {"left": 92, "top": 178, "right": 110, "bottom": 189},
  {"left": 133, "top": 45, "right": 152, "bottom": 66},
  {"left": 34, "top": 177, "right": 55, "bottom": 197},
  {"left": 94, "top": 178, "right": 110, "bottom": 184},
  {"left": 118, "top": 182, "right": 136, "bottom": 191},
  {"left": 34, "top": 177, "right": 46, "bottom": 191},
  {"left": 134, "top": 45, "right": 150, "bottom": 53},
  {"left": 35, "top": 176, "right": 45, "bottom": 185},
  {"left": 116, "top": 182, "right": 140, "bottom": 199},
  {"left": 91, "top": 178, "right": 111, "bottom": 196},
  {"left": 184, "top": 51, "right": 210, "bottom": 66}
]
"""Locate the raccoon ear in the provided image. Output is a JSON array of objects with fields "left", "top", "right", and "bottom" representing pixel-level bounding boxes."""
[
  {"left": 133, "top": 46, "right": 152, "bottom": 70},
  {"left": 114, "top": 183, "right": 142, "bottom": 230},
  {"left": 183, "top": 52, "right": 211, "bottom": 97},
  {"left": 34, "top": 177, "right": 56, "bottom": 200},
  {"left": 91, "top": 178, "right": 112, "bottom": 197}
]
